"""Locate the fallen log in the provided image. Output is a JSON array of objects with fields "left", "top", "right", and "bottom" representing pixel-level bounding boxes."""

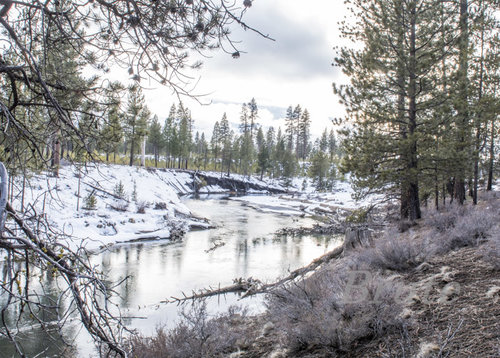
[
  {"left": 164, "top": 245, "right": 345, "bottom": 304},
  {"left": 163, "top": 277, "right": 262, "bottom": 304}
]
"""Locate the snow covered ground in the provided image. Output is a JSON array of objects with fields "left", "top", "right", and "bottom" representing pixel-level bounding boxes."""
[
  {"left": 12, "top": 164, "right": 202, "bottom": 251},
  {"left": 230, "top": 179, "right": 378, "bottom": 217},
  {"left": 11, "top": 164, "right": 369, "bottom": 251}
]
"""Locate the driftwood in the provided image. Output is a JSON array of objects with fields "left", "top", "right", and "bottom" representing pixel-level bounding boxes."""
[
  {"left": 165, "top": 245, "right": 345, "bottom": 304},
  {"left": 277, "top": 222, "right": 346, "bottom": 236}
]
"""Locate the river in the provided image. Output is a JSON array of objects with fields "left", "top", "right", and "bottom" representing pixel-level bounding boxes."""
[{"left": 0, "top": 195, "right": 342, "bottom": 357}]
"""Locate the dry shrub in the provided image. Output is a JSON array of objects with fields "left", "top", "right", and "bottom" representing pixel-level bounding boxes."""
[
  {"left": 136, "top": 200, "right": 148, "bottom": 214},
  {"left": 154, "top": 202, "right": 167, "bottom": 210},
  {"left": 424, "top": 200, "right": 498, "bottom": 253},
  {"left": 127, "top": 302, "right": 254, "bottom": 358},
  {"left": 349, "top": 230, "right": 434, "bottom": 272},
  {"left": 478, "top": 190, "right": 500, "bottom": 203},
  {"left": 266, "top": 268, "right": 409, "bottom": 353},
  {"left": 109, "top": 199, "right": 129, "bottom": 212},
  {"left": 444, "top": 208, "right": 497, "bottom": 250},
  {"left": 480, "top": 234, "right": 500, "bottom": 271},
  {"left": 127, "top": 327, "right": 170, "bottom": 358},
  {"left": 424, "top": 204, "right": 466, "bottom": 233}
]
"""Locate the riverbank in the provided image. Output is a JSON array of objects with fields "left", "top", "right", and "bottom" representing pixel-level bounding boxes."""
[
  {"left": 10, "top": 164, "right": 197, "bottom": 251},
  {"left": 10, "top": 163, "right": 364, "bottom": 251},
  {"left": 127, "top": 191, "right": 500, "bottom": 357}
]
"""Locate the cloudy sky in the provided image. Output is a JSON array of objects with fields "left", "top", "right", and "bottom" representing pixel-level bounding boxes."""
[{"left": 144, "top": 0, "right": 350, "bottom": 139}]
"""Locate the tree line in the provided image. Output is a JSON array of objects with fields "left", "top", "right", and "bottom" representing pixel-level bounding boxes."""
[{"left": 80, "top": 87, "right": 341, "bottom": 190}]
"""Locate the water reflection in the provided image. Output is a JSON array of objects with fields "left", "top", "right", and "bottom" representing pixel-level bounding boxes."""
[{"left": 0, "top": 195, "right": 341, "bottom": 357}]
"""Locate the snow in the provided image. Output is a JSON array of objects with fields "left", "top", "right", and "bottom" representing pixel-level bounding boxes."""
[
  {"left": 13, "top": 164, "right": 197, "bottom": 251},
  {"left": 12, "top": 163, "right": 371, "bottom": 251},
  {"left": 230, "top": 179, "right": 378, "bottom": 216}
]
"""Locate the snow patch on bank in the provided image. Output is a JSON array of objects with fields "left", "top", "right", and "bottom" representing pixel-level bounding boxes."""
[
  {"left": 13, "top": 164, "right": 199, "bottom": 251},
  {"left": 231, "top": 179, "right": 378, "bottom": 216}
]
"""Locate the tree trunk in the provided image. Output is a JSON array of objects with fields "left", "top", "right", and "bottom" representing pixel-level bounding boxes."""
[
  {"left": 141, "top": 137, "right": 146, "bottom": 167},
  {"left": 204, "top": 149, "right": 208, "bottom": 170},
  {"left": 406, "top": 1, "right": 421, "bottom": 220},
  {"left": 486, "top": 117, "right": 495, "bottom": 190},
  {"left": 52, "top": 132, "right": 61, "bottom": 177},
  {"left": 396, "top": 0, "right": 409, "bottom": 219},
  {"left": 129, "top": 139, "right": 135, "bottom": 166},
  {"left": 473, "top": 6, "right": 485, "bottom": 204},
  {"left": 454, "top": 0, "right": 469, "bottom": 205},
  {"left": 60, "top": 141, "right": 65, "bottom": 161}
]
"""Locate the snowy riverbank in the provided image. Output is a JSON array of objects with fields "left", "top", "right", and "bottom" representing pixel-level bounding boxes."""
[
  {"left": 11, "top": 163, "right": 368, "bottom": 251},
  {"left": 12, "top": 164, "right": 198, "bottom": 251}
]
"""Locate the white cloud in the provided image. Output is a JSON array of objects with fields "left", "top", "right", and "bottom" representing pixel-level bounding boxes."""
[{"left": 141, "top": 0, "right": 349, "bottom": 139}]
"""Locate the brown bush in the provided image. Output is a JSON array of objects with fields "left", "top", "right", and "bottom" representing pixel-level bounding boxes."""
[
  {"left": 424, "top": 204, "right": 466, "bottom": 233},
  {"left": 126, "top": 302, "right": 255, "bottom": 358},
  {"left": 266, "top": 267, "right": 409, "bottom": 353},
  {"left": 347, "top": 230, "right": 434, "bottom": 272}
]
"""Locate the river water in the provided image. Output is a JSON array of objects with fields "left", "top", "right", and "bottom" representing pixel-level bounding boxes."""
[{"left": 0, "top": 195, "right": 341, "bottom": 357}]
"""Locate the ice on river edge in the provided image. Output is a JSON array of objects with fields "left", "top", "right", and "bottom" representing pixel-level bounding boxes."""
[{"left": 11, "top": 163, "right": 371, "bottom": 251}]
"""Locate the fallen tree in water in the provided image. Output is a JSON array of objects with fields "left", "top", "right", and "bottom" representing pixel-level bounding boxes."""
[{"left": 163, "top": 245, "right": 346, "bottom": 304}]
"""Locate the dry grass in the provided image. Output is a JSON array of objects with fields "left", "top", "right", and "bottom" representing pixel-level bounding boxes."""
[
  {"left": 480, "top": 233, "right": 500, "bottom": 271},
  {"left": 424, "top": 197, "right": 499, "bottom": 253}
]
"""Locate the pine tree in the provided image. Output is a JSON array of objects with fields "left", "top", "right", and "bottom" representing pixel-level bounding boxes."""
[
  {"left": 335, "top": 0, "right": 454, "bottom": 220},
  {"left": 256, "top": 128, "right": 269, "bottom": 180},
  {"left": 100, "top": 88, "right": 123, "bottom": 163},
  {"left": 148, "top": 115, "right": 163, "bottom": 167},
  {"left": 211, "top": 121, "right": 221, "bottom": 171},
  {"left": 239, "top": 103, "right": 254, "bottom": 176},
  {"left": 219, "top": 114, "right": 232, "bottom": 175},
  {"left": 248, "top": 98, "right": 258, "bottom": 142},
  {"left": 200, "top": 133, "right": 209, "bottom": 170},
  {"left": 285, "top": 106, "right": 295, "bottom": 153},
  {"left": 328, "top": 129, "right": 337, "bottom": 162},
  {"left": 309, "top": 130, "right": 332, "bottom": 191},
  {"left": 469, "top": 0, "right": 499, "bottom": 201},
  {"left": 125, "top": 85, "right": 150, "bottom": 166},
  {"left": 292, "top": 105, "right": 302, "bottom": 157},
  {"left": 297, "top": 109, "right": 311, "bottom": 160},
  {"left": 266, "top": 126, "right": 276, "bottom": 177},
  {"left": 163, "top": 104, "right": 177, "bottom": 168},
  {"left": 452, "top": 0, "right": 471, "bottom": 204}
]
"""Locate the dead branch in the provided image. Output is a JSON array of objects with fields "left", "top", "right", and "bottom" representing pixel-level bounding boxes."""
[
  {"left": 165, "top": 245, "right": 345, "bottom": 304},
  {"left": 165, "top": 277, "right": 262, "bottom": 304},
  {"left": 3, "top": 202, "right": 126, "bottom": 356}
]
